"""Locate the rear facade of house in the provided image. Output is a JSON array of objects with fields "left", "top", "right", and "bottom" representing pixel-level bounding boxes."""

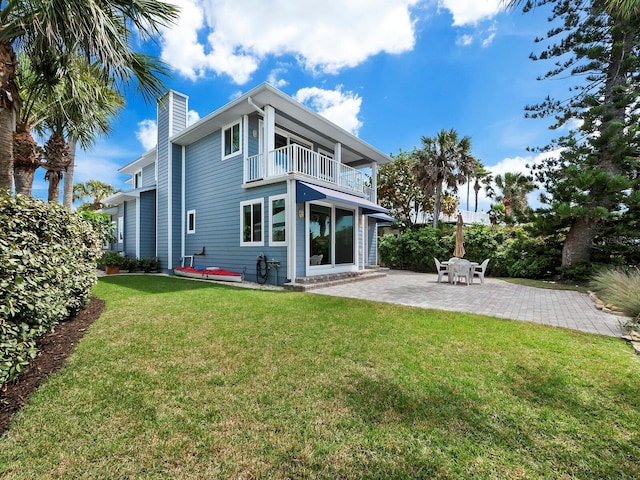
[{"left": 104, "top": 83, "right": 391, "bottom": 286}]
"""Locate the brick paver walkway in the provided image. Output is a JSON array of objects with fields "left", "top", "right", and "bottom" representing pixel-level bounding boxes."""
[{"left": 311, "top": 270, "right": 623, "bottom": 337}]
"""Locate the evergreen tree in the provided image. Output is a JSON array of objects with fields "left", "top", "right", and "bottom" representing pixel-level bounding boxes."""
[{"left": 516, "top": 0, "right": 640, "bottom": 269}]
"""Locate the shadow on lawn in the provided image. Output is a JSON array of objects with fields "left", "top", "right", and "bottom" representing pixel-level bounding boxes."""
[
  {"left": 340, "top": 369, "right": 637, "bottom": 477},
  {"left": 98, "top": 274, "right": 238, "bottom": 294}
]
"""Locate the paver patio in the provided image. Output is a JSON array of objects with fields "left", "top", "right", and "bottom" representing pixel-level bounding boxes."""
[{"left": 311, "top": 270, "right": 624, "bottom": 337}]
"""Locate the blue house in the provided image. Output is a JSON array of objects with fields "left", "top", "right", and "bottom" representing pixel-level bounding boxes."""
[{"left": 104, "top": 83, "right": 392, "bottom": 286}]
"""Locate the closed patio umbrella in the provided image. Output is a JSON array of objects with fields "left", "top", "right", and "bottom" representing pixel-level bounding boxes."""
[{"left": 454, "top": 212, "right": 465, "bottom": 258}]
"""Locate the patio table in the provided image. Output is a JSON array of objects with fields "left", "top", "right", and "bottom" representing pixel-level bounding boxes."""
[{"left": 443, "top": 259, "right": 479, "bottom": 284}]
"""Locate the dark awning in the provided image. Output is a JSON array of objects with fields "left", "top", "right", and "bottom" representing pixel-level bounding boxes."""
[
  {"left": 296, "top": 181, "right": 388, "bottom": 214},
  {"left": 368, "top": 213, "right": 396, "bottom": 223}
]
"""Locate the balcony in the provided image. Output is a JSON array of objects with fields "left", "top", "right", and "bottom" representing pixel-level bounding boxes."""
[{"left": 245, "top": 144, "right": 370, "bottom": 197}]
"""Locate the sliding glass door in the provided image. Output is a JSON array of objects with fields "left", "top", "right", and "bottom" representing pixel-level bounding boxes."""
[{"left": 308, "top": 204, "right": 354, "bottom": 267}]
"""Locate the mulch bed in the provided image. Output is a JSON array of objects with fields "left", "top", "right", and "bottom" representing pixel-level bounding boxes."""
[{"left": 0, "top": 297, "right": 105, "bottom": 436}]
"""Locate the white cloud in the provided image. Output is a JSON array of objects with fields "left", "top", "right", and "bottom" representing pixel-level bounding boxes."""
[
  {"left": 439, "top": 0, "right": 505, "bottom": 26},
  {"left": 294, "top": 86, "right": 363, "bottom": 135},
  {"left": 136, "top": 119, "right": 158, "bottom": 150},
  {"left": 481, "top": 32, "right": 496, "bottom": 47},
  {"left": 267, "top": 68, "right": 289, "bottom": 88},
  {"left": 134, "top": 110, "right": 199, "bottom": 150},
  {"left": 188, "top": 109, "right": 201, "bottom": 126},
  {"left": 456, "top": 34, "right": 474, "bottom": 47},
  {"left": 160, "top": 0, "right": 420, "bottom": 84},
  {"left": 486, "top": 150, "right": 562, "bottom": 210}
]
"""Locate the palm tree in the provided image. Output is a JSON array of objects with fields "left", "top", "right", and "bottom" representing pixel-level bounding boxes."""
[
  {"left": 74, "top": 180, "right": 118, "bottom": 211},
  {"left": 0, "top": 0, "right": 178, "bottom": 191},
  {"left": 35, "top": 59, "right": 124, "bottom": 204},
  {"left": 473, "top": 164, "right": 493, "bottom": 213},
  {"left": 603, "top": 0, "right": 640, "bottom": 19},
  {"left": 493, "top": 172, "right": 535, "bottom": 219},
  {"left": 13, "top": 53, "right": 48, "bottom": 196},
  {"left": 414, "top": 128, "right": 477, "bottom": 228}
]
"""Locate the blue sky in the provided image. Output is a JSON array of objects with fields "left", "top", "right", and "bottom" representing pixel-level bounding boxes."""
[{"left": 37, "top": 0, "right": 570, "bottom": 211}]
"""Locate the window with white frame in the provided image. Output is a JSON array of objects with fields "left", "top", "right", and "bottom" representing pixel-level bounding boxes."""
[
  {"left": 117, "top": 216, "right": 124, "bottom": 243},
  {"left": 134, "top": 170, "right": 142, "bottom": 188},
  {"left": 240, "top": 199, "right": 263, "bottom": 246},
  {"left": 223, "top": 120, "right": 242, "bottom": 159},
  {"left": 269, "top": 195, "right": 286, "bottom": 245},
  {"left": 187, "top": 210, "right": 196, "bottom": 234}
]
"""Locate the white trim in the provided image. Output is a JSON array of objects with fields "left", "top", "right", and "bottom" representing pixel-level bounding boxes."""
[
  {"left": 304, "top": 201, "right": 357, "bottom": 276},
  {"left": 167, "top": 95, "right": 174, "bottom": 270},
  {"left": 187, "top": 209, "right": 196, "bottom": 234},
  {"left": 117, "top": 216, "right": 124, "bottom": 244},
  {"left": 133, "top": 170, "right": 142, "bottom": 189},
  {"left": 268, "top": 194, "right": 287, "bottom": 246},
  {"left": 181, "top": 145, "right": 186, "bottom": 259},
  {"left": 243, "top": 115, "right": 249, "bottom": 163},
  {"left": 135, "top": 198, "right": 140, "bottom": 258},
  {"left": 275, "top": 127, "right": 312, "bottom": 149},
  {"left": 240, "top": 198, "right": 264, "bottom": 247},
  {"left": 222, "top": 119, "right": 243, "bottom": 160},
  {"left": 286, "top": 179, "right": 296, "bottom": 281}
]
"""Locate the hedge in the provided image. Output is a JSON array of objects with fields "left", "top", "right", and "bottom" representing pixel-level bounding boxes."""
[
  {"left": 378, "top": 224, "right": 562, "bottom": 279},
  {"left": 1, "top": 193, "right": 102, "bottom": 388}
]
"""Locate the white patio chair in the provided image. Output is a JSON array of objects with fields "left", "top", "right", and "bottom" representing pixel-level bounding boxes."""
[
  {"left": 452, "top": 259, "right": 471, "bottom": 286},
  {"left": 310, "top": 254, "right": 323, "bottom": 265},
  {"left": 434, "top": 258, "right": 449, "bottom": 283},
  {"left": 472, "top": 259, "right": 490, "bottom": 285}
]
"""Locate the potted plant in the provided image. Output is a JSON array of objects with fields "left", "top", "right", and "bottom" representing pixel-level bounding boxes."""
[{"left": 100, "top": 251, "right": 124, "bottom": 274}]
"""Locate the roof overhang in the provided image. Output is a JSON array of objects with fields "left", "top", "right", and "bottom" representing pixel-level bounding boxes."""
[
  {"left": 103, "top": 185, "right": 156, "bottom": 206},
  {"left": 171, "top": 83, "right": 391, "bottom": 167},
  {"left": 118, "top": 148, "right": 157, "bottom": 175}
]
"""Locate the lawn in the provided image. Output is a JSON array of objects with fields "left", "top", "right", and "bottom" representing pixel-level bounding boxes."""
[{"left": 1, "top": 275, "right": 639, "bottom": 479}]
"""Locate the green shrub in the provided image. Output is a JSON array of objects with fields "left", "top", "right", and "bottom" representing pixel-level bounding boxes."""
[
  {"left": 591, "top": 268, "right": 640, "bottom": 332},
  {"left": 0, "top": 192, "right": 101, "bottom": 388},
  {"left": 99, "top": 250, "right": 124, "bottom": 268},
  {"left": 79, "top": 210, "right": 115, "bottom": 244},
  {"left": 120, "top": 256, "right": 139, "bottom": 272},
  {"left": 379, "top": 224, "right": 562, "bottom": 279}
]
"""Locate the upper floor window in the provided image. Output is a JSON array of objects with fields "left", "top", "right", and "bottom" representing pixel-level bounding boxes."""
[
  {"left": 240, "top": 198, "right": 263, "bottom": 246},
  {"left": 134, "top": 171, "right": 142, "bottom": 188},
  {"left": 223, "top": 120, "right": 242, "bottom": 159}
]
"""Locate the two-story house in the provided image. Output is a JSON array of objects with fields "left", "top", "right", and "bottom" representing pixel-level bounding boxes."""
[{"left": 103, "top": 83, "right": 393, "bottom": 286}]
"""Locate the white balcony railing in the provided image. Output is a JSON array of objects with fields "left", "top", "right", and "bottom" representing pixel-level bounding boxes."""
[{"left": 245, "top": 144, "right": 368, "bottom": 196}]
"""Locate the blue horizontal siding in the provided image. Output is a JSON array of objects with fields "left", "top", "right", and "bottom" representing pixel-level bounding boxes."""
[{"left": 182, "top": 126, "right": 288, "bottom": 284}]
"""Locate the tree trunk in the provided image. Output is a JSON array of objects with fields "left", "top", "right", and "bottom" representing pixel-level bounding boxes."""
[
  {"left": 45, "top": 169, "right": 63, "bottom": 203},
  {"left": 474, "top": 181, "right": 480, "bottom": 212},
  {"left": 503, "top": 197, "right": 513, "bottom": 218},
  {"left": 63, "top": 139, "right": 77, "bottom": 209},
  {"left": 432, "top": 181, "right": 443, "bottom": 229},
  {"left": 13, "top": 127, "right": 41, "bottom": 196},
  {"left": 562, "top": 217, "right": 600, "bottom": 268},
  {"left": 0, "top": 41, "right": 19, "bottom": 191},
  {"left": 43, "top": 131, "right": 69, "bottom": 204},
  {"left": 13, "top": 168, "right": 35, "bottom": 196}
]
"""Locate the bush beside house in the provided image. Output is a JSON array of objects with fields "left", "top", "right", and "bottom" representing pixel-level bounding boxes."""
[
  {"left": 0, "top": 193, "right": 102, "bottom": 388},
  {"left": 378, "top": 224, "right": 562, "bottom": 279}
]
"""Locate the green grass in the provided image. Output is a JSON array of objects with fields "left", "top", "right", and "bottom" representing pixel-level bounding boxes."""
[
  {"left": 1, "top": 275, "right": 639, "bottom": 479},
  {"left": 500, "top": 277, "right": 588, "bottom": 292}
]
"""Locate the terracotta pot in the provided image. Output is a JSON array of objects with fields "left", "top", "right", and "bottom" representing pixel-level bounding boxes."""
[{"left": 105, "top": 266, "right": 120, "bottom": 275}]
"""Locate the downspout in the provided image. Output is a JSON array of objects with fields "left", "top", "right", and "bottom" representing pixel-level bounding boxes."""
[
  {"left": 181, "top": 145, "right": 186, "bottom": 263},
  {"left": 248, "top": 96, "right": 265, "bottom": 115}
]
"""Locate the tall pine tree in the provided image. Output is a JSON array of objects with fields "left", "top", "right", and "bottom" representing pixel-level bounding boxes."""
[{"left": 519, "top": 0, "right": 639, "bottom": 270}]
